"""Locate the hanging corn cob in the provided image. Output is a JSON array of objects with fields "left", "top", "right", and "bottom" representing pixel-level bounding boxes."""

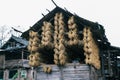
[
  {"left": 29, "top": 30, "right": 39, "bottom": 39},
  {"left": 53, "top": 13, "right": 59, "bottom": 65},
  {"left": 28, "top": 30, "right": 40, "bottom": 52},
  {"left": 28, "top": 52, "right": 41, "bottom": 67},
  {"left": 58, "top": 13, "right": 67, "bottom": 65},
  {"left": 83, "top": 27, "right": 100, "bottom": 69},
  {"left": 53, "top": 13, "right": 68, "bottom": 65},
  {"left": 28, "top": 30, "right": 41, "bottom": 67},
  {"left": 67, "top": 16, "right": 82, "bottom": 45},
  {"left": 41, "top": 21, "right": 54, "bottom": 48},
  {"left": 43, "top": 65, "right": 52, "bottom": 73}
]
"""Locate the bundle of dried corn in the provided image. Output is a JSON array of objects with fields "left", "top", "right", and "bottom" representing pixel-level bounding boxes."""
[
  {"left": 41, "top": 21, "right": 54, "bottom": 48},
  {"left": 83, "top": 27, "right": 100, "bottom": 69},
  {"left": 43, "top": 65, "right": 52, "bottom": 73},
  {"left": 67, "top": 16, "right": 81, "bottom": 45},
  {"left": 29, "top": 30, "right": 39, "bottom": 39},
  {"left": 53, "top": 13, "right": 68, "bottom": 65},
  {"left": 28, "top": 30, "right": 42, "bottom": 67},
  {"left": 28, "top": 52, "right": 41, "bottom": 67},
  {"left": 28, "top": 30, "right": 40, "bottom": 52},
  {"left": 53, "top": 13, "right": 59, "bottom": 65}
]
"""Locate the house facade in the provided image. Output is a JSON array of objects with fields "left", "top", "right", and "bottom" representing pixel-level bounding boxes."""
[{"left": 0, "top": 6, "right": 120, "bottom": 80}]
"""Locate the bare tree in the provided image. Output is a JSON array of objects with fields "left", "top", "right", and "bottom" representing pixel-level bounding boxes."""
[
  {"left": 0, "top": 25, "right": 7, "bottom": 47},
  {"left": 0, "top": 25, "right": 23, "bottom": 47}
]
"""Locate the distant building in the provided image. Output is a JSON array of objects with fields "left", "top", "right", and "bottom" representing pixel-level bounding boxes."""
[{"left": 0, "top": 35, "right": 29, "bottom": 80}]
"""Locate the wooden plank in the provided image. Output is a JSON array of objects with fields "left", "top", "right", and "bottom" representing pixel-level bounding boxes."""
[
  {"left": 37, "top": 72, "right": 61, "bottom": 80},
  {"left": 35, "top": 64, "right": 97, "bottom": 80}
]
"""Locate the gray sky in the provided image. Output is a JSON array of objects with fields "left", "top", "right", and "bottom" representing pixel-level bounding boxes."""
[{"left": 0, "top": 0, "right": 120, "bottom": 47}]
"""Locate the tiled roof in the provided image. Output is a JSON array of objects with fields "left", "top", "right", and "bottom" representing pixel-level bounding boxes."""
[{"left": 0, "top": 35, "right": 28, "bottom": 49}]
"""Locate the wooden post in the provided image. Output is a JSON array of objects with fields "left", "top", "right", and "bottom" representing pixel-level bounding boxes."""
[
  {"left": 22, "top": 49, "right": 24, "bottom": 60},
  {"left": 4, "top": 69, "right": 9, "bottom": 80},
  {"left": 30, "top": 67, "right": 37, "bottom": 80},
  {"left": 17, "top": 68, "right": 21, "bottom": 80},
  {"left": 31, "top": 67, "right": 34, "bottom": 80},
  {"left": 108, "top": 50, "right": 112, "bottom": 76},
  {"left": 3, "top": 54, "right": 5, "bottom": 69},
  {"left": 34, "top": 68, "right": 37, "bottom": 80},
  {"left": 21, "top": 49, "right": 24, "bottom": 67}
]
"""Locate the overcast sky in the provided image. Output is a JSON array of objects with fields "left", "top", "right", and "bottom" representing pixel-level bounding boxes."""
[{"left": 0, "top": 0, "right": 120, "bottom": 47}]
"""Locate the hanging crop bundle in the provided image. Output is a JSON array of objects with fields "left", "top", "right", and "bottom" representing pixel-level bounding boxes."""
[
  {"left": 28, "top": 30, "right": 41, "bottom": 67},
  {"left": 53, "top": 13, "right": 68, "bottom": 65},
  {"left": 83, "top": 27, "right": 100, "bottom": 69},
  {"left": 43, "top": 65, "right": 52, "bottom": 73},
  {"left": 41, "top": 21, "right": 54, "bottom": 48},
  {"left": 67, "top": 16, "right": 81, "bottom": 45},
  {"left": 28, "top": 30, "right": 40, "bottom": 52}
]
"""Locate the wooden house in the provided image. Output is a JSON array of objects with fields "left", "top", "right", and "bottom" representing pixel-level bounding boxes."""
[
  {"left": 0, "top": 6, "right": 120, "bottom": 80},
  {"left": 0, "top": 35, "right": 30, "bottom": 80}
]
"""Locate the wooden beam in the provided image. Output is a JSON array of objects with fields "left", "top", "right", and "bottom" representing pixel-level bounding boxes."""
[{"left": 51, "top": 0, "right": 58, "bottom": 7}]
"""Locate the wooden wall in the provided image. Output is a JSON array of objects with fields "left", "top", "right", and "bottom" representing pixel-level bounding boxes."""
[
  {"left": 36, "top": 64, "right": 98, "bottom": 80},
  {"left": 1, "top": 64, "right": 99, "bottom": 80}
]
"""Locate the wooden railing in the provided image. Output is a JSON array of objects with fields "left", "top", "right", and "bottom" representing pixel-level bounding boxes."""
[{"left": 3, "top": 59, "right": 29, "bottom": 68}]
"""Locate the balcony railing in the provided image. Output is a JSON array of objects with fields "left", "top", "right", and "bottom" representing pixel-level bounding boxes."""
[{"left": 0, "top": 59, "right": 29, "bottom": 69}]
